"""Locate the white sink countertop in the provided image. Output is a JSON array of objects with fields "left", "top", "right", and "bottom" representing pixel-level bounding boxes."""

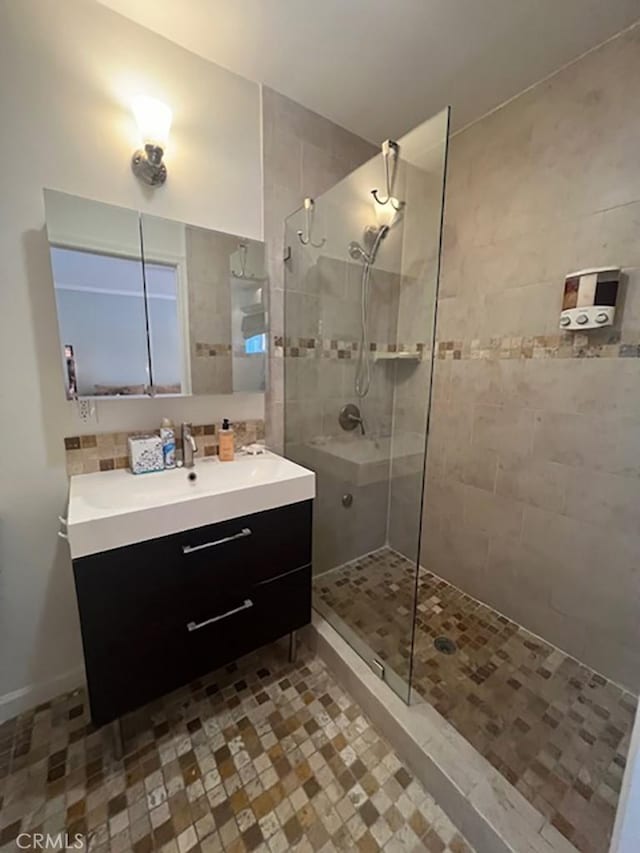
[{"left": 66, "top": 451, "right": 315, "bottom": 558}]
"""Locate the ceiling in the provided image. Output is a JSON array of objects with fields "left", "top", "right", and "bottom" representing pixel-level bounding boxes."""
[{"left": 98, "top": 0, "right": 639, "bottom": 142}]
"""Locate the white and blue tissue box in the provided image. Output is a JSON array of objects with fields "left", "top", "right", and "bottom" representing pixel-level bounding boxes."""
[{"left": 128, "top": 435, "right": 164, "bottom": 475}]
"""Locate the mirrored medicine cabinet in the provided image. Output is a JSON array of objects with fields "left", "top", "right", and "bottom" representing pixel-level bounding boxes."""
[{"left": 44, "top": 189, "right": 267, "bottom": 399}]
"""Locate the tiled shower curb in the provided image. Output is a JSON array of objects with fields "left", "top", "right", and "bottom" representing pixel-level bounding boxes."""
[{"left": 304, "top": 612, "right": 577, "bottom": 853}]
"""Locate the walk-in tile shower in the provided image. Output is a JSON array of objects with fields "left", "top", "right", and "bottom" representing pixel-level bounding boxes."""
[
  {"left": 283, "top": 100, "right": 637, "bottom": 853},
  {"left": 284, "top": 107, "right": 450, "bottom": 702}
]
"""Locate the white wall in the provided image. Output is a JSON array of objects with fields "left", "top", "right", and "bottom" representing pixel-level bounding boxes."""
[{"left": 0, "top": 0, "right": 263, "bottom": 719}]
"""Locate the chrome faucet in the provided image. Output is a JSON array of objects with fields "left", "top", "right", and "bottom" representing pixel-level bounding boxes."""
[{"left": 181, "top": 423, "right": 198, "bottom": 468}]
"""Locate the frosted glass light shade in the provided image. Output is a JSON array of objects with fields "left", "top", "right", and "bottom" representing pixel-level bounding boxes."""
[
  {"left": 132, "top": 96, "right": 172, "bottom": 148},
  {"left": 374, "top": 197, "right": 401, "bottom": 228}
]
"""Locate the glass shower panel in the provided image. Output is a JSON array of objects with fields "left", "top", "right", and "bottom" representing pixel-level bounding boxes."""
[
  {"left": 284, "top": 108, "right": 449, "bottom": 702},
  {"left": 387, "top": 109, "right": 450, "bottom": 694}
]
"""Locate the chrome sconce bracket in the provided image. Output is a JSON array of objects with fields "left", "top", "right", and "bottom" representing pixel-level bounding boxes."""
[
  {"left": 371, "top": 139, "right": 403, "bottom": 210},
  {"left": 131, "top": 143, "right": 167, "bottom": 186}
]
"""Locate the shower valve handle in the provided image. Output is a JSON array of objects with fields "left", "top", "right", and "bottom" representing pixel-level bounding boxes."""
[{"left": 339, "top": 404, "right": 365, "bottom": 435}]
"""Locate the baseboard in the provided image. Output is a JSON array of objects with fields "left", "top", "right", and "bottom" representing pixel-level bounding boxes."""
[
  {"left": 0, "top": 666, "right": 85, "bottom": 724},
  {"left": 305, "top": 612, "right": 577, "bottom": 853}
]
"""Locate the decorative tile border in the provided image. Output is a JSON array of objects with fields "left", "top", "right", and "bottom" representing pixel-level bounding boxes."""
[
  {"left": 436, "top": 331, "right": 637, "bottom": 360},
  {"left": 64, "top": 419, "right": 265, "bottom": 476},
  {"left": 273, "top": 336, "right": 430, "bottom": 360},
  {"left": 195, "top": 342, "right": 232, "bottom": 357},
  {"left": 274, "top": 332, "right": 640, "bottom": 361}
]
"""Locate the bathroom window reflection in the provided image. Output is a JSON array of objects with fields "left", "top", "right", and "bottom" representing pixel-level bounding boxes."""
[
  {"left": 50, "top": 247, "right": 153, "bottom": 396},
  {"left": 245, "top": 334, "right": 266, "bottom": 354},
  {"left": 45, "top": 190, "right": 268, "bottom": 398},
  {"left": 143, "top": 261, "right": 183, "bottom": 395}
]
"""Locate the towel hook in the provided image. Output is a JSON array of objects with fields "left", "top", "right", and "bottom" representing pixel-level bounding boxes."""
[
  {"left": 297, "top": 198, "right": 326, "bottom": 248},
  {"left": 231, "top": 241, "right": 267, "bottom": 281},
  {"left": 231, "top": 241, "right": 249, "bottom": 278},
  {"left": 371, "top": 140, "right": 403, "bottom": 211}
]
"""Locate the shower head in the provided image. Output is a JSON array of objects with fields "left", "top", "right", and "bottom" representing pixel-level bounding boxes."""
[
  {"left": 348, "top": 224, "right": 389, "bottom": 266},
  {"left": 348, "top": 241, "right": 368, "bottom": 262}
]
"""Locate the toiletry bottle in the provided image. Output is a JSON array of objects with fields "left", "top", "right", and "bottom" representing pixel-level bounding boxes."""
[
  {"left": 218, "top": 418, "right": 235, "bottom": 462},
  {"left": 160, "top": 418, "right": 176, "bottom": 469}
]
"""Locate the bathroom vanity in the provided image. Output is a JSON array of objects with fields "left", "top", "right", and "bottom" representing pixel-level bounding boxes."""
[{"left": 65, "top": 453, "right": 315, "bottom": 725}]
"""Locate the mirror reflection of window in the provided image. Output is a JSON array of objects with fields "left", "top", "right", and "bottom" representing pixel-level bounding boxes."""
[
  {"left": 50, "top": 247, "right": 152, "bottom": 396},
  {"left": 245, "top": 334, "right": 266, "bottom": 354},
  {"left": 45, "top": 190, "right": 269, "bottom": 399},
  {"left": 143, "top": 262, "right": 182, "bottom": 395}
]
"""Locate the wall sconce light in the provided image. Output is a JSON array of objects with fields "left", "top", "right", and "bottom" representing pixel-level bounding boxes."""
[
  {"left": 374, "top": 196, "right": 404, "bottom": 229},
  {"left": 371, "top": 140, "right": 404, "bottom": 210},
  {"left": 131, "top": 96, "right": 172, "bottom": 187},
  {"left": 370, "top": 141, "right": 404, "bottom": 228}
]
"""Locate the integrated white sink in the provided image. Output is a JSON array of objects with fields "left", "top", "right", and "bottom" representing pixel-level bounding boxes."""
[{"left": 66, "top": 451, "right": 315, "bottom": 558}]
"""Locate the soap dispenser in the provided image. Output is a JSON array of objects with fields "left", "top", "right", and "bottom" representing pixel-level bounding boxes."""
[
  {"left": 160, "top": 418, "right": 176, "bottom": 469},
  {"left": 218, "top": 419, "right": 235, "bottom": 462}
]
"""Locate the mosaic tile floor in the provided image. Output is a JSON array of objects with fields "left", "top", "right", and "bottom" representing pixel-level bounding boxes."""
[
  {"left": 314, "top": 547, "right": 638, "bottom": 853},
  {"left": 0, "top": 642, "right": 475, "bottom": 853}
]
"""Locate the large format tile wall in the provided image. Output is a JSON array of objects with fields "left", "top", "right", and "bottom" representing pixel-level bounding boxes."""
[
  {"left": 280, "top": 138, "right": 415, "bottom": 573},
  {"left": 423, "top": 24, "right": 640, "bottom": 690},
  {"left": 387, "top": 124, "right": 448, "bottom": 561},
  {"left": 261, "top": 87, "right": 376, "bottom": 453},
  {"left": 284, "top": 248, "right": 402, "bottom": 573},
  {"left": 275, "top": 110, "right": 449, "bottom": 574}
]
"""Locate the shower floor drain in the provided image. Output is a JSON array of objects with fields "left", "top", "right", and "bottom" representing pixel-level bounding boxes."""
[{"left": 434, "top": 636, "right": 457, "bottom": 655}]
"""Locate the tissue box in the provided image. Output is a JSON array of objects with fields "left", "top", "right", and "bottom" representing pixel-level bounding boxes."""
[{"left": 128, "top": 435, "right": 164, "bottom": 475}]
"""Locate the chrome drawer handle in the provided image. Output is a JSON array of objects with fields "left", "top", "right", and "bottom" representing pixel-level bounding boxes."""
[
  {"left": 182, "top": 527, "right": 252, "bottom": 554},
  {"left": 187, "top": 598, "right": 253, "bottom": 632}
]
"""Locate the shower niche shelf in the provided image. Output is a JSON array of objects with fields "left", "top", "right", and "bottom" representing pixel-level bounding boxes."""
[{"left": 373, "top": 351, "right": 421, "bottom": 362}]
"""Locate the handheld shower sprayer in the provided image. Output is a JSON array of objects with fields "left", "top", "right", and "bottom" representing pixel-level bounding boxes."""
[
  {"left": 348, "top": 224, "right": 389, "bottom": 265},
  {"left": 350, "top": 138, "right": 405, "bottom": 400},
  {"left": 350, "top": 224, "right": 391, "bottom": 398}
]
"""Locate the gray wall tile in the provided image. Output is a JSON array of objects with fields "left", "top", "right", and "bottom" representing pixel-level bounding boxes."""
[
  {"left": 422, "top": 25, "right": 640, "bottom": 689},
  {"left": 262, "top": 87, "right": 376, "bottom": 453}
]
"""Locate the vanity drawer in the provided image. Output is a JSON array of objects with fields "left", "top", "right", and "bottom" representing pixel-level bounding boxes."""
[
  {"left": 174, "top": 500, "right": 312, "bottom": 584},
  {"left": 81, "top": 564, "right": 311, "bottom": 724},
  {"left": 73, "top": 534, "right": 182, "bottom": 638},
  {"left": 74, "top": 538, "right": 249, "bottom": 663},
  {"left": 183, "top": 564, "right": 311, "bottom": 674},
  {"left": 74, "top": 501, "right": 312, "bottom": 632},
  {"left": 73, "top": 499, "right": 313, "bottom": 724},
  {"left": 174, "top": 524, "right": 253, "bottom": 621}
]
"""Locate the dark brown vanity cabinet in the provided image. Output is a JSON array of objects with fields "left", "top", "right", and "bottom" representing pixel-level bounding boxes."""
[{"left": 72, "top": 500, "right": 313, "bottom": 725}]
